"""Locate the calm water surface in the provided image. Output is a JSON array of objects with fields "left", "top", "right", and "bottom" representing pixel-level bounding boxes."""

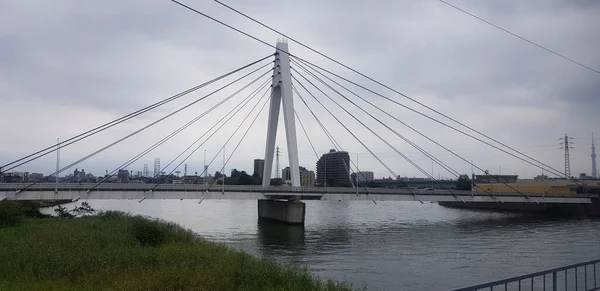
[{"left": 70, "top": 200, "right": 600, "bottom": 290}]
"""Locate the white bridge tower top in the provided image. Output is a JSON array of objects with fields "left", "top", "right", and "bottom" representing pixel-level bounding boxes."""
[{"left": 262, "top": 42, "right": 301, "bottom": 187}]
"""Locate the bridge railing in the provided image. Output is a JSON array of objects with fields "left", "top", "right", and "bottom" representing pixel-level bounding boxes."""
[{"left": 451, "top": 259, "right": 600, "bottom": 291}]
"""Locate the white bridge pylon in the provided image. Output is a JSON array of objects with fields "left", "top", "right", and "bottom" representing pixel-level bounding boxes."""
[{"left": 262, "top": 41, "right": 301, "bottom": 187}]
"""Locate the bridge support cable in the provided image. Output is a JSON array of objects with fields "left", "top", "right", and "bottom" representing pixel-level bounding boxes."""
[
  {"left": 292, "top": 62, "right": 502, "bottom": 199},
  {"left": 204, "top": 94, "right": 272, "bottom": 192},
  {"left": 291, "top": 76, "right": 401, "bottom": 188},
  {"left": 292, "top": 61, "right": 515, "bottom": 198},
  {"left": 151, "top": 84, "right": 272, "bottom": 190},
  {"left": 88, "top": 75, "right": 272, "bottom": 192},
  {"left": 198, "top": 0, "right": 568, "bottom": 180},
  {"left": 292, "top": 62, "right": 500, "bottom": 199},
  {"left": 1, "top": 55, "right": 273, "bottom": 172},
  {"left": 170, "top": 1, "right": 558, "bottom": 195},
  {"left": 15, "top": 64, "right": 272, "bottom": 194},
  {"left": 293, "top": 72, "right": 417, "bottom": 179},
  {"left": 152, "top": 87, "right": 273, "bottom": 191},
  {"left": 290, "top": 58, "right": 565, "bottom": 180},
  {"left": 294, "top": 110, "right": 319, "bottom": 160},
  {"left": 293, "top": 58, "right": 460, "bottom": 180},
  {"left": 291, "top": 85, "right": 372, "bottom": 194},
  {"left": 292, "top": 69, "right": 456, "bottom": 197},
  {"left": 294, "top": 71, "right": 525, "bottom": 201}
]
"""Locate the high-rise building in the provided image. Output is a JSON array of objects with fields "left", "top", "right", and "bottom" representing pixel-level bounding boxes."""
[
  {"left": 282, "top": 166, "right": 315, "bottom": 187},
  {"left": 253, "top": 159, "right": 265, "bottom": 178},
  {"left": 351, "top": 171, "right": 374, "bottom": 184},
  {"left": 153, "top": 158, "right": 160, "bottom": 178},
  {"left": 316, "top": 149, "right": 351, "bottom": 187}
]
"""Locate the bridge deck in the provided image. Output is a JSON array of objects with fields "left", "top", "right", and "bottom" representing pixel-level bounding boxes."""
[{"left": 0, "top": 183, "right": 594, "bottom": 204}]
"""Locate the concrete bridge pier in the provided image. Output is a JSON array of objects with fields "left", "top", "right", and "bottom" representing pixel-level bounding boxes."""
[{"left": 258, "top": 199, "right": 306, "bottom": 225}]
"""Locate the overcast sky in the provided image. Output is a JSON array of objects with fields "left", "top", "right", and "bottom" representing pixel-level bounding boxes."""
[{"left": 1, "top": 0, "right": 598, "bottom": 180}]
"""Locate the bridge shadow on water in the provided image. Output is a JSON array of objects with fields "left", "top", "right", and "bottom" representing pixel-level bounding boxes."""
[
  {"left": 257, "top": 220, "right": 306, "bottom": 249},
  {"left": 256, "top": 219, "right": 354, "bottom": 263}
]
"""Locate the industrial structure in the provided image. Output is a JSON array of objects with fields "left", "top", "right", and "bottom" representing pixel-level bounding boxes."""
[
  {"left": 316, "top": 149, "right": 351, "bottom": 187},
  {"left": 560, "top": 134, "right": 574, "bottom": 179}
]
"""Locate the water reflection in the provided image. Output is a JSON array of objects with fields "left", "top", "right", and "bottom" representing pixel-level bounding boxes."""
[{"left": 258, "top": 220, "right": 306, "bottom": 249}]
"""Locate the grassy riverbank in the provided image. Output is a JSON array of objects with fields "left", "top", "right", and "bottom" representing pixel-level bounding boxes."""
[{"left": 0, "top": 202, "right": 351, "bottom": 291}]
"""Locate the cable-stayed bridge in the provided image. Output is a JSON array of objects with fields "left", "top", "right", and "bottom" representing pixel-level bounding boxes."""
[{"left": 1, "top": 2, "right": 598, "bottom": 225}]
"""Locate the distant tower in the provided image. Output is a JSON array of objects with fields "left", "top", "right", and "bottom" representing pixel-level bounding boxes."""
[
  {"left": 153, "top": 158, "right": 160, "bottom": 177},
  {"left": 143, "top": 164, "right": 149, "bottom": 177},
  {"left": 275, "top": 146, "right": 281, "bottom": 179},
  {"left": 184, "top": 164, "right": 188, "bottom": 176},
  {"left": 559, "top": 134, "right": 574, "bottom": 179},
  {"left": 592, "top": 133, "right": 597, "bottom": 179}
]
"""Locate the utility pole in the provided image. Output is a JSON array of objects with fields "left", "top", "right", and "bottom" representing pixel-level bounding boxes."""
[
  {"left": 204, "top": 150, "right": 207, "bottom": 185},
  {"left": 222, "top": 146, "right": 225, "bottom": 194},
  {"left": 356, "top": 153, "right": 359, "bottom": 195},
  {"left": 559, "top": 134, "right": 574, "bottom": 179},
  {"left": 471, "top": 160, "right": 474, "bottom": 196},
  {"left": 431, "top": 161, "right": 434, "bottom": 189},
  {"left": 592, "top": 133, "right": 597, "bottom": 179},
  {"left": 55, "top": 138, "right": 60, "bottom": 194}
]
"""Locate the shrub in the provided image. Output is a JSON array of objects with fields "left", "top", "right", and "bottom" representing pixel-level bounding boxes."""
[
  {"left": 0, "top": 201, "right": 47, "bottom": 228},
  {"left": 132, "top": 219, "right": 166, "bottom": 247}
]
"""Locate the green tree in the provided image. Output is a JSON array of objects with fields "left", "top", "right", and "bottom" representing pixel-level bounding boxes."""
[
  {"left": 231, "top": 169, "right": 241, "bottom": 178},
  {"left": 238, "top": 171, "right": 254, "bottom": 185},
  {"left": 270, "top": 178, "right": 283, "bottom": 186},
  {"left": 456, "top": 174, "right": 472, "bottom": 190}
]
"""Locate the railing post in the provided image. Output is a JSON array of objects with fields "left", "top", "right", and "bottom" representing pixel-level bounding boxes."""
[{"left": 552, "top": 271, "right": 557, "bottom": 291}]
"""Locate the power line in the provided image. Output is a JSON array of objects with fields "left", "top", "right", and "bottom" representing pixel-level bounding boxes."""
[
  {"left": 2, "top": 55, "right": 273, "bottom": 172},
  {"left": 437, "top": 0, "right": 600, "bottom": 75},
  {"left": 176, "top": 0, "right": 567, "bottom": 181}
]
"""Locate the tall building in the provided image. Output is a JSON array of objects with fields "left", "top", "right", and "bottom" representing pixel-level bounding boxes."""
[
  {"left": 592, "top": 133, "right": 597, "bottom": 179},
  {"left": 316, "top": 149, "right": 351, "bottom": 187},
  {"left": 351, "top": 171, "right": 374, "bottom": 184},
  {"left": 153, "top": 158, "right": 160, "bottom": 178},
  {"left": 282, "top": 166, "right": 315, "bottom": 187},
  {"left": 253, "top": 159, "right": 265, "bottom": 178}
]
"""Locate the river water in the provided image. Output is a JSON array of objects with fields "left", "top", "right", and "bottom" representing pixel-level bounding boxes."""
[{"left": 70, "top": 200, "right": 599, "bottom": 290}]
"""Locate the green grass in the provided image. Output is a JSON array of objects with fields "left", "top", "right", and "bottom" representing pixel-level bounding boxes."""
[{"left": 0, "top": 208, "right": 352, "bottom": 291}]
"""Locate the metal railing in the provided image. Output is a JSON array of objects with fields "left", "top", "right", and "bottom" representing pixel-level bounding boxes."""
[
  {"left": 452, "top": 259, "right": 600, "bottom": 291},
  {"left": 0, "top": 183, "right": 594, "bottom": 199}
]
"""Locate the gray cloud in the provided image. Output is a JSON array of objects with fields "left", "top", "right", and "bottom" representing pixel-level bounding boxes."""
[{"left": 0, "top": 0, "right": 598, "bottom": 179}]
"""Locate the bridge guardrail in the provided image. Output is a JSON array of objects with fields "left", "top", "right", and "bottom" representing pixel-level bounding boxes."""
[
  {"left": 451, "top": 258, "right": 600, "bottom": 291},
  {"left": 0, "top": 183, "right": 597, "bottom": 199}
]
